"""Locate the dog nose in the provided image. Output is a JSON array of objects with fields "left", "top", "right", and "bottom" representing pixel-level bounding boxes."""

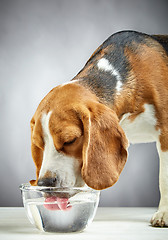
[{"left": 37, "top": 177, "right": 58, "bottom": 187}]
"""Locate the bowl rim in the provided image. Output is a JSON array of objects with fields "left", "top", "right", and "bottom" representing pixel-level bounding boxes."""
[{"left": 19, "top": 183, "right": 99, "bottom": 193}]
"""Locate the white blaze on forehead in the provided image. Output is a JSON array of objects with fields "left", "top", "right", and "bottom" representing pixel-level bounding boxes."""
[
  {"left": 39, "top": 111, "right": 82, "bottom": 187},
  {"left": 97, "top": 58, "right": 123, "bottom": 93}
]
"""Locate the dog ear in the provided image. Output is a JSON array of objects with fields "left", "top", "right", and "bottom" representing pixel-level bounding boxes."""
[
  {"left": 29, "top": 117, "right": 44, "bottom": 186},
  {"left": 80, "top": 102, "right": 128, "bottom": 190}
]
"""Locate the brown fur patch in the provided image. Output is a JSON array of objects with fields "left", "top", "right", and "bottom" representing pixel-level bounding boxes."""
[
  {"left": 112, "top": 42, "right": 168, "bottom": 151},
  {"left": 81, "top": 103, "right": 128, "bottom": 190}
]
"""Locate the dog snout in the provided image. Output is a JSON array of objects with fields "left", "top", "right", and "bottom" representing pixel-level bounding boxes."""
[{"left": 37, "top": 176, "right": 60, "bottom": 187}]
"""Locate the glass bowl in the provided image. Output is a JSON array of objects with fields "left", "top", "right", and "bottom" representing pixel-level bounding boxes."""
[{"left": 20, "top": 183, "right": 100, "bottom": 233}]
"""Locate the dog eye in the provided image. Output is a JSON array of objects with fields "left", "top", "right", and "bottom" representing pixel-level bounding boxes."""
[{"left": 64, "top": 138, "right": 77, "bottom": 146}]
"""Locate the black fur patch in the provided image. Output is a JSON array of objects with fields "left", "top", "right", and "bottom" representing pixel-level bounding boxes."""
[
  {"left": 74, "top": 31, "right": 167, "bottom": 103},
  {"left": 151, "top": 35, "right": 168, "bottom": 55}
]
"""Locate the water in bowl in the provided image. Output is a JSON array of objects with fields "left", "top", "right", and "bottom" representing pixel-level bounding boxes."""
[{"left": 25, "top": 196, "right": 98, "bottom": 233}]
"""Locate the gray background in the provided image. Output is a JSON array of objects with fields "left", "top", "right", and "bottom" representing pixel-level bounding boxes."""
[{"left": 0, "top": 0, "right": 167, "bottom": 207}]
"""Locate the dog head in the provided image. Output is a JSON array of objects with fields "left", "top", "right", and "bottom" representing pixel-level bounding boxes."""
[{"left": 30, "top": 82, "right": 128, "bottom": 190}]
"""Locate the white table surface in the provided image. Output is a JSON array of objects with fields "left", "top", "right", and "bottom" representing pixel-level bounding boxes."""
[{"left": 0, "top": 207, "right": 167, "bottom": 240}]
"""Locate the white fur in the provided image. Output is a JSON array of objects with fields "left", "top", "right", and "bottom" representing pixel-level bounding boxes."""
[
  {"left": 120, "top": 103, "right": 168, "bottom": 226},
  {"left": 39, "top": 111, "right": 83, "bottom": 187},
  {"left": 151, "top": 141, "right": 168, "bottom": 226},
  {"left": 120, "top": 104, "right": 159, "bottom": 144},
  {"left": 61, "top": 79, "right": 79, "bottom": 87},
  {"left": 97, "top": 58, "right": 123, "bottom": 93}
]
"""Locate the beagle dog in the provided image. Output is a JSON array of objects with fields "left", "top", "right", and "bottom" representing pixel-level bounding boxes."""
[{"left": 30, "top": 31, "right": 168, "bottom": 226}]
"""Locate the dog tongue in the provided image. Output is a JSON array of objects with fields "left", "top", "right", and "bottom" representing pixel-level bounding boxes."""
[
  {"left": 44, "top": 196, "right": 71, "bottom": 211},
  {"left": 57, "top": 197, "right": 69, "bottom": 210},
  {"left": 44, "top": 196, "right": 59, "bottom": 210}
]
